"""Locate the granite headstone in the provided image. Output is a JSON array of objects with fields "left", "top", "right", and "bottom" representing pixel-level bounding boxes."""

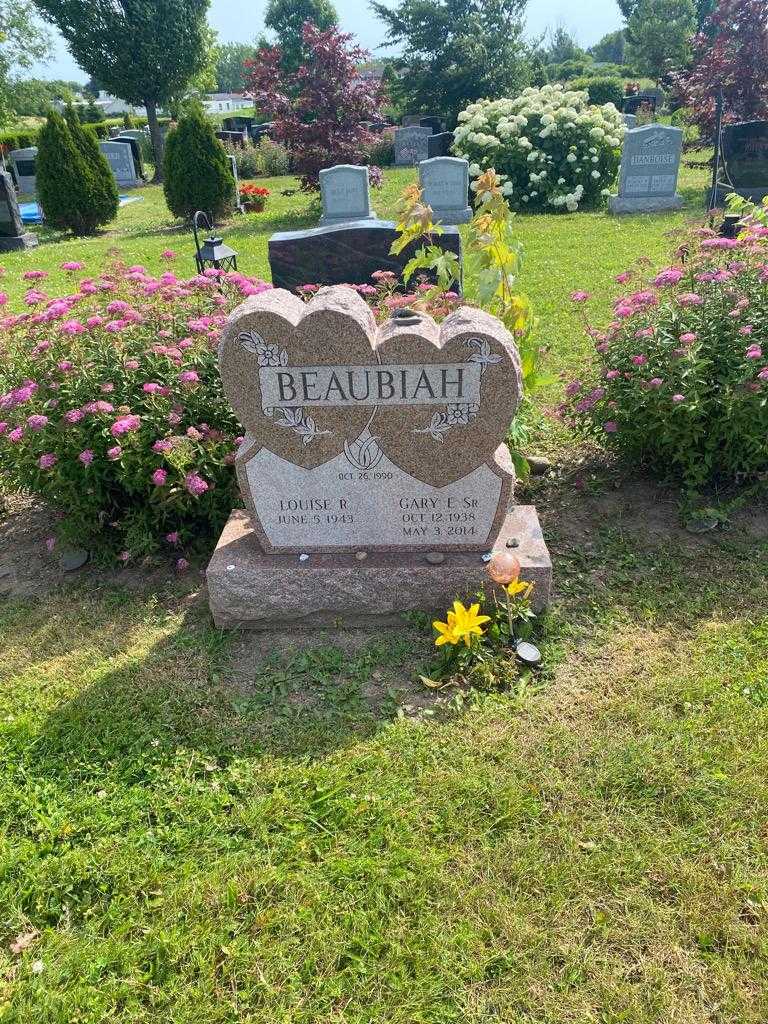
[
  {"left": 319, "top": 164, "right": 375, "bottom": 225},
  {"left": 427, "top": 132, "right": 455, "bottom": 159},
  {"left": 395, "top": 126, "right": 432, "bottom": 166},
  {"left": 112, "top": 136, "right": 145, "bottom": 179},
  {"left": 419, "top": 157, "right": 472, "bottom": 224},
  {"left": 207, "top": 285, "right": 552, "bottom": 626},
  {"left": 0, "top": 169, "right": 37, "bottom": 251},
  {"left": 622, "top": 113, "right": 637, "bottom": 128},
  {"left": 714, "top": 121, "right": 768, "bottom": 204},
  {"left": 268, "top": 219, "right": 463, "bottom": 292},
  {"left": 9, "top": 148, "right": 37, "bottom": 194},
  {"left": 99, "top": 140, "right": 142, "bottom": 187},
  {"left": 623, "top": 94, "right": 657, "bottom": 117},
  {"left": 608, "top": 125, "right": 683, "bottom": 213}
]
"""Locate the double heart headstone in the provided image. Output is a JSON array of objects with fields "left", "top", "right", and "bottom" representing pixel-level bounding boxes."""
[{"left": 219, "top": 285, "right": 522, "bottom": 553}]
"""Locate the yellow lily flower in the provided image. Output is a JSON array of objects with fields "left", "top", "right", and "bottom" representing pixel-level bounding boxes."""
[
  {"left": 433, "top": 614, "right": 459, "bottom": 646},
  {"left": 449, "top": 600, "right": 491, "bottom": 646},
  {"left": 507, "top": 580, "right": 534, "bottom": 600}
]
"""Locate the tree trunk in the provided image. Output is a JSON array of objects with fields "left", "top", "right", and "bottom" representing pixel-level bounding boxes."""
[{"left": 145, "top": 100, "right": 164, "bottom": 184}]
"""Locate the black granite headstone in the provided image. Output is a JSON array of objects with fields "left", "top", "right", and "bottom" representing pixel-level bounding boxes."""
[
  {"left": 623, "top": 95, "right": 657, "bottom": 117},
  {"left": 215, "top": 129, "right": 248, "bottom": 148},
  {"left": 0, "top": 170, "right": 37, "bottom": 251},
  {"left": 722, "top": 121, "right": 768, "bottom": 192},
  {"left": 223, "top": 116, "right": 255, "bottom": 133},
  {"left": 428, "top": 132, "right": 454, "bottom": 159},
  {"left": 419, "top": 116, "right": 444, "bottom": 134},
  {"left": 112, "top": 137, "right": 145, "bottom": 178},
  {"left": 268, "top": 219, "right": 463, "bottom": 293}
]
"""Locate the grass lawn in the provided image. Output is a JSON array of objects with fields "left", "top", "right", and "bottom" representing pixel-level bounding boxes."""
[{"left": 4, "top": 160, "right": 768, "bottom": 1022}]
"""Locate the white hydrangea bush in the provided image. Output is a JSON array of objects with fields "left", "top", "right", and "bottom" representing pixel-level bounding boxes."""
[{"left": 453, "top": 84, "right": 625, "bottom": 213}]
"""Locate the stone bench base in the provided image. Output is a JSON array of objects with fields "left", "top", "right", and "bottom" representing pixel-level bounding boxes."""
[{"left": 207, "top": 507, "right": 552, "bottom": 629}]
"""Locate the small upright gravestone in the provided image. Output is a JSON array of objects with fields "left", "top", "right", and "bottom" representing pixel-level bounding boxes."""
[
  {"left": 206, "top": 285, "right": 551, "bottom": 627},
  {"left": 623, "top": 94, "right": 657, "bottom": 118},
  {"left": 0, "top": 169, "right": 37, "bottom": 251},
  {"left": 9, "top": 148, "right": 37, "bottom": 194},
  {"left": 395, "top": 126, "right": 432, "bottom": 166},
  {"left": 427, "top": 132, "right": 454, "bottom": 159},
  {"left": 622, "top": 113, "right": 637, "bottom": 128},
  {"left": 713, "top": 121, "right": 768, "bottom": 205},
  {"left": 319, "top": 164, "right": 375, "bottom": 225},
  {"left": 608, "top": 124, "right": 683, "bottom": 214},
  {"left": 98, "top": 140, "right": 142, "bottom": 187},
  {"left": 419, "top": 157, "right": 472, "bottom": 224}
]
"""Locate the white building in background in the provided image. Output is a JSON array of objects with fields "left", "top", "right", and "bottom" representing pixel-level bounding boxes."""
[
  {"left": 94, "top": 92, "right": 145, "bottom": 116},
  {"left": 202, "top": 93, "right": 253, "bottom": 115}
]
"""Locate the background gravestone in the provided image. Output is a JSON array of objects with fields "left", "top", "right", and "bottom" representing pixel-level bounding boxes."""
[
  {"left": 9, "top": 148, "right": 37, "bottom": 194},
  {"left": 427, "top": 132, "right": 454, "bottom": 159},
  {"left": 623, "top": 94, "right": 657, "bottom": 117},
  {"left": 0, "top": 169, "right": 37, "bottom": 251},
  {"left": 395, "top": 127, "right": 432, "bottom": 166},
  {"left": 608, "top": 125, "right": 683, "bottom": 213},
  {"left": 98, "top": 140, "right": 141, "bottom": 187},
  {"left": 319, "top": 164, "right": 375, "bottom": 225},
  {"left": 268, "top": 219, "right": 463, "bottom": 293},
  {"left": 216, "top": 129, "right": 247, "bottom": 148},
  {"left": 112, "top": 137, "right": 145, "bottom": 179},
  {"left": 419, "top": 157, "right": 472, "bottom": 224},
  {"left": 622, "top": 113, "right": 637, "bottom": 128},
  {"left": 207, "top": 285, "right": 551, "bottom": 627},
  {"left": 713, "top": 121, "right": 768, "bottom": 204},
  {"left": 229, "top": 154, "right": 243, "bottom": 212}
]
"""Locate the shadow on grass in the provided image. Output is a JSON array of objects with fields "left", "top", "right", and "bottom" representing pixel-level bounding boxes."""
[{"left": 6, "top": 584, "right": 433, "bottom": 786}]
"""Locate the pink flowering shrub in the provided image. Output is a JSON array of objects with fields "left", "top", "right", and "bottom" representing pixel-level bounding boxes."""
[
  {"left": 563, "top": 217, "right": 768, "bottom": 489},
  {"left": 0, "top": 259, "right": 273, "bottom": 556}
]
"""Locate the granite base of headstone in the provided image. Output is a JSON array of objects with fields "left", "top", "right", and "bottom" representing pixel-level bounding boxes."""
[
  {"left": 711, "top": 120, "right": 768, "bottom": 206},
  {"left": 608, "top": 124, "right": 683, "bottom": 214},
  {"left": 319, "top": 164, "right": 376, "bottom": 225},
  {"left": 419, "top": 157, "right": 472, "bottom": 225},
  {"left": 206, "top": 286, "right": 551, "bottom": 628},
  {"left": 394, "top": 126, "right": 432, "bottom": 166},
  {"left": 268, "top": 219, "right": 463, "bottom": 292},
  {"left": 0, "top": 169, "right": 37, "bottom": 251}
]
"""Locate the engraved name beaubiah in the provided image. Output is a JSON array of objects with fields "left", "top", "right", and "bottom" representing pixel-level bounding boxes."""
[{"left": 259, "top": 361, "right": 482, "bottom": 409}]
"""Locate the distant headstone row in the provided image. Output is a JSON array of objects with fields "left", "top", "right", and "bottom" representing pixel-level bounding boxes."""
[
  {"left": 9, "top": 137, "right": 144, "bottom": 195},
  {"left": 318, "top": 158, "right": 471, "bottom": 229},
  {"left": 395, "top": 116, "right": 454, "bottom": 165}
]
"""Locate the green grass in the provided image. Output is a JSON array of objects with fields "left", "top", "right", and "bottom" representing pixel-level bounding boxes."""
[{"left": 6, "top": 158, "right": 767, "bottom": 1022}]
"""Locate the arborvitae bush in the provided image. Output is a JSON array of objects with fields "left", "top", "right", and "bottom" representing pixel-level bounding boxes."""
[
  {"left": 64, "top": 105, "right": 118, "bottom": 224},
  {"left": 37, "top": 110, "right": 116, "bottom": 236},
  {"left": 163, "top": 111, "right": 234, "bottom": 221}
]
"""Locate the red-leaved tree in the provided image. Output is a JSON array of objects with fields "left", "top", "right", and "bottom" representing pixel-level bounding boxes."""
[
  {"left": 245, "top": 22, "right": 385, "bottom": 189},
  {"left": 672, "top": 0, "right": 768, "bottom": 142}
]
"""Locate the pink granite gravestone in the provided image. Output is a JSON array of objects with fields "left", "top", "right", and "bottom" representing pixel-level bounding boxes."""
[{"left": 207, "top": 285, "right": 551, "bottom": 628}]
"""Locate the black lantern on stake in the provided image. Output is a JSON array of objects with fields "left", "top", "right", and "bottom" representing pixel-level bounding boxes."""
[{"left": 192, "top": 210, "right": 238, "bottom": 274}]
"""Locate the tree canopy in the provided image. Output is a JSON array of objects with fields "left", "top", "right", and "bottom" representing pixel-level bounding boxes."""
[
  {"left": 31, "top": 0, "right": 210, "bottom": 180},
  {"left": 672, "top": 0, "right": 768, "bottom": 139},
  {"left": 214, "top": 41, "right": 261, "bottom": 92},
  {"left": 371, "top": 0, "right": 531, "bottom": 126},
  {"left": 588, "top": 29, "right": 626, "bottom": 64},
  {"left": 0, "top": 1, "right": 51, "bottom": 123},
  {"left": 625, "top": 0, "right": 696, "bottom": 83},
  {"left": 264, "top": 0, "right": 337, "bottom": 74}
]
